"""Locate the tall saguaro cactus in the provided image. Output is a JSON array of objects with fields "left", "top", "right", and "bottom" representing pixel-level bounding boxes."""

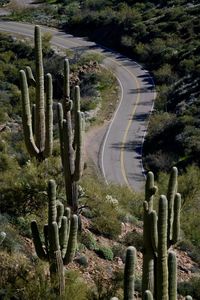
[
  {"left": 57, "top": 59, "right": 84, "bottom": 211},
  {"left": 31, "top": 180, "right": 78, "bottom": 295},
  {"left": 19, "top": 26, "right": 53, "bottom": 161},
  {"left": 142, "top": 172, "right": 158, "bottom": 296},
  {"left": 142, "top": 168, "right": 181, "bottom": 299}
]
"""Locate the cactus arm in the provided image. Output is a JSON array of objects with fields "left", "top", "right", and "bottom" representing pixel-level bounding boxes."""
[
  {"left": 34, "top": 25, "right": 45, "bottom": 151},
  {"left": 20, "top": 70, "right": 39, "bottom": 157},
  {"left": 172, "top": 193, "right": 181, "bottom": 245},
  {"left": 74, "top": 85, "right": 81, "bottom": 112},
  {"left": 64, "top": 214, "right": 78, "bottom": 264},
  {"left": 73, "top": 111, "right": 83, "bottom": 181},
  {"left": 144, "top": 290, "right": 153, "bottom": 300},
  {"left": 64, "top": 58, "right": 70, "bottom": 99},
  {"left": 31, "top": 104, "right": 36, "bottom": 136},
  {"left": 167, "top": 167, "right": 178, "bottom": 243},
  {"left": 142, "top": 202, "right": 156, "bottom": 296},
  {"left": 124, "top": 246, "right": 136, "bottom": 300},
  {"left": 25, "top": 66, "right": 36, "bottom": 87},
  {"left": 44, "top": 73, "right": 53, "bottom": 158},
  {"left": 168, "top": 251, "right": 177, "bottom": 300},
  {"left": 157, "top": 195, "right": 169, "bottom": 300},
  {"left": 56, "top": 201, "right": 64, "bottom": 228},
  {"left": 63, "top": 118, "right": 75, "bottom": 207},
  {"left": 0, "top": 232, "right": 6, "bottom": 245},
  {"left": 59, "top": 216, "right": 68, "bottom": 258},
  {"left": 48, "top": 180, "right": 57, "bottom": 225},
  {"left": 44, "top": 224, "right": 49, "bottom": 258},
  {"left": 49, "top": 222, "right": 60, "bottom": 252},
  {"left": 31, "top": 220, "right": 47, "bottom": 261},
  {"left": 57, "top": 102, "right": 65, "bottom": 168},
  {"left": 150, "top": 210, "right": 158, "bottom": 254},
  {"left": 145, "top": 171, "right": 157, "bottom": 211}
]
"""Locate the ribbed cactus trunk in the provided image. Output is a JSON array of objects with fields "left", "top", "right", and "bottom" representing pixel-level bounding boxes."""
[
  {"left": 142, "top": 172, "right": 158, "bottom": 297},
  {"left": 168, "top": 251, "right": 177, "bottom": 300},
  {"left": 124, "top": 246, "right": 136, "bottom": 300},
  {"left": 34, "top": 25, "right": 45, "bottom": 152},
  {"left": 157, "top": 196, "right": 168, "bottom": 300},
  {"left": 167, "top": 167, "right": 178, "bottom": 247}
]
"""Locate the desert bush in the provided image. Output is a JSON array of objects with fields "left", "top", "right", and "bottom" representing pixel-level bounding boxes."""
[
  {"left": 95, "top": 246, "right": 114, "bottom": 261},
  {"left": 81, "top": 178, "right": 122, "bottom": 239},
  {"left": 178, "top": 276, "right": 200, "bottom": 298},
  {"left": 90, "top": 268, "right": 123, "bottom": 300},
  {"left": 0, "top": 156, "right": 62, "bottom": 216},
  {"left": 80, "top": 231, "right": 97, "bottom": 250},
  {"left": 122, "top": 230, "right": 143, "bottom": 251},
  {"left": 0, "top": 214, "right": 23, "bottom": 253}
]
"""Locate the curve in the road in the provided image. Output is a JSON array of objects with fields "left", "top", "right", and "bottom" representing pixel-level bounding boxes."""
[{"left": 0, "top": 21, "right": 156, "bottom": 192}]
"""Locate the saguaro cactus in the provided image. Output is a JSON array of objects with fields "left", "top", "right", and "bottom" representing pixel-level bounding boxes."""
[
  {"left": 19, "top": 26, "right": 53, "bottom": 161},
  {"left": 124, "top": 246, "right": 137, "bottom": 300},
  {"left": 167, "top": 167, "right": 181, "bottom": 247},
  {"left": 57, "top": 59, "right": 84, "bottom": 211},
  {"left": 157, "top": 195, "right": 168, "bottom": 300},
  {"left": 142, "top": 172, "right": 158, "bottom": 296},
  {"left": 142, "top": 168, "right": 181, "bottom": 299},
  {"left": 31, "top": 180, "right": 78, "bottom": 294}
]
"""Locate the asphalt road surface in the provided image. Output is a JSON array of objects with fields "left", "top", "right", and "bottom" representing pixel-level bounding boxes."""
[{"left": 0, "top": 21, "right": 156, "bottom": 192}]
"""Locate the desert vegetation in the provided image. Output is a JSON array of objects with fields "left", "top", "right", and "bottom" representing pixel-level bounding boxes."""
[{"left": 1, "top": 1, "right": 200, "bottom": 299}]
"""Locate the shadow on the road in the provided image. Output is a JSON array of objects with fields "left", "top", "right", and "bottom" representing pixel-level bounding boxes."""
[
  {"left": 132, "top": 112, "right": 148, "bottom": 122},
  {"left": 128, "top": 87, "right": 154, "bottom": 94},
  {"left": 111, "top": 139, "right": 142, "bottom": 156}
]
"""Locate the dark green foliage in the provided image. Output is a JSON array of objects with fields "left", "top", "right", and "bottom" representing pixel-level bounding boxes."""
[
  {"left": 95, "top": 246, "right": 114, "bottom": 261},
  {"left": 80, "top": 231, "right": 97, "bottom": 250}
]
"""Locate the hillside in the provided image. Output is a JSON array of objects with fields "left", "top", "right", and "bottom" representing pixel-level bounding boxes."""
[
  {"left": 0, "top": 1, "right": 200, "bottom": 299},
  {"left": 5, "top": 0, "right": 200, "bottom": 173}
]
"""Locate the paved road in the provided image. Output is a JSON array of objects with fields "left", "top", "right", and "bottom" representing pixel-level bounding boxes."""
[{"left": 0, "top": 21, "right": 156, "bottom": 192}]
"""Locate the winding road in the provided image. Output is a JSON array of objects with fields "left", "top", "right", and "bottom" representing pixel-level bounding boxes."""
[{"left": 0, "top": 21, "right": 156, "bottom": 192}]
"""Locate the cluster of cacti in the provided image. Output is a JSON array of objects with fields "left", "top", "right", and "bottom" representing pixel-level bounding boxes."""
[
  {"left": 20, "top": 25, "right": 53, "bottom": 161},
  {"left": 111, "top": 167, "right": 192, "bottom": 300},
  {"left": 57, "top": 59, "right": 84, "bottom": 211},
  {"left": 0, "top": 232, "right": 6, "bottom": 245},
  {"left": 111, "top": 246, "right": 192, "bottom": 300},
  {"left": 31, "top": 179, "right": 78, "bottom": 295},
  {"left": 142, "top": 167, "right": 181, "bottom": 299}
]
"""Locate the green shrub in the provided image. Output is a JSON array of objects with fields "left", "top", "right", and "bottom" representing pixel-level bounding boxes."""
[
  {"left": 178, "top": 276, "right": 200, "bottom": 298},
  {"left": 95, "top": 246, "right": 114, "bottom": 261},
  {"left": 122, "top": 230, "right": 143, "bottom": 251},
  {"left": 80, "top": 231, "right": 97, "bottom": 250}
]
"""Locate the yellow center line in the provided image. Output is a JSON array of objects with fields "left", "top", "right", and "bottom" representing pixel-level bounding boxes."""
[{"left": 119, "top": 69, "right": 141, "bottom": 190}]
